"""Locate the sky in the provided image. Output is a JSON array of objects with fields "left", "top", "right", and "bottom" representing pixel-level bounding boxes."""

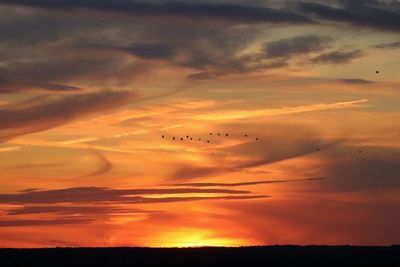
[{"left": 0, "top": 0, "right": 399, "bottom": 248}]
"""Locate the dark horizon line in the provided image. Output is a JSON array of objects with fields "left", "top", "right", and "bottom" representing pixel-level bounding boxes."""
[{"left": 1, "top": 244, "right": 399, "bottom": 250}]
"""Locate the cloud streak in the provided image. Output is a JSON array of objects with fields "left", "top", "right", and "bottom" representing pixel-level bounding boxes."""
[
  {"left": 187, "top": 99, "right": 369, "bottom": 121},
  {"left": 165, "top": 177, "right": 325, "bottom": 187},
  {"left": 0, "top": 187, "right": 256, "bottom": 204},
  {"left": 0, "top": 90, "right": 137, "bottom": 142},
  {"left": 0, "top": 0, "right": 312, "bottom": 24}
]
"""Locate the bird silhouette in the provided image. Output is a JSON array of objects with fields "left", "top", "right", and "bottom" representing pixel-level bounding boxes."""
[
  {"left": 376, "top": 71, "right": 379, "bottom": 74},
  {"left": 186, "top": 136, "right": 189, "bottom": 138},
  {"left": 207, "top": 140, "right": 210, "bottom": 143},
  {"left": 190, "top": 138, "right": 193, "bottom": 140},
  {"left": 209, "top": 133, "right": 213, "bottom": 136},
  {"left": 173, "top": 137, "right": 175, "bottom": 140},
  {"left": 162, "top": 135, "right": 165, "bottom": 138},
  {"left": 198, "top": 138, "right": 202, "bottom": 141},
  {"left": 218, "top": 133, "right": 220, "bottom": 136},
  {"left": 180, "top": 138, "right": 184, "bottom": 141},
  {"left": 245, "top": 134, "right": 248, "bottom": 137},
  {"left": 225, "top": 134, "right": 229, "bottom": 137},
  {"left": 255, "top": 138, "right": 259, "bottom": 141}
]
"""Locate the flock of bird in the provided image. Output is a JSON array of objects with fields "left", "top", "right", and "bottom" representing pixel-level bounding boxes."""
[{"left": 161, "top": 132, "right": 259, "bottom": 144}]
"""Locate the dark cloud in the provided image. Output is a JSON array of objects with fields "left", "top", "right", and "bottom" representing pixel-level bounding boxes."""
[
  {"left": 0, "top": 0, "right": 312, "bottom": 24},
  {"left": 311, "top": 49, "right": 364, "bottom": 64},
  {"left": 264, "top": 35, "right": 332, "bottom": 58},
  {"left": 339, "top": 78, "right": 374, "bottom": 85},
  {"left": 373, "top": 41, "right": 400, "bottom": 49},
  {"left": 0, "top": 90, "right": 137, "bottom": 142},
  {"left": 186, "top": 71, "right": 225, "bottom": 80},
  {"left": 75, "top": 42, "right": 177, "bottom": 60},
  {"left": 221, "top": 197, "right": 400, "bottom": 245},
  {"left": 6, "top": 205, "right": 156, "bottom": 215},
  {"left": 165, "top": 177, "right": 325, "bottom": 187},
  {"left": 297, "top": 0, "right": 400, "bottom": 32},
  {"left": 0, "top": 218, "right": 94, "bottom": 227},
  {"left": 316, "top": 147, "right": 400, "bottom": 192},
  {"left": 0, "top": 77, "right": 81, "bottom": 93},
  {"left": 0, "top": 186, "right": 254, "bottom": 204},
  {"left": 0, "top": 56, "right": 145, "bottom": 84}
]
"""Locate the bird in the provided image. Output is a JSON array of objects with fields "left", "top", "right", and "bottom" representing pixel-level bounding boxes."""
[
  {"left": 180, "top": 137, "right": 184, "bottom": 141},
  {"left": 198, "top": 138, "right": 202, "bottom": 141},
  {"left": 190, "top": 138, "right": 193, "bottom": 140},
  {"left": 173, "top": 137, "right": 175, "bottom": 140},
  {"left": 255, "top": 138, "right": 259, "bottom": 141},
  {"left": 186, "top": 136, "right": 189, "bottom": 138},
  {"left": 376, "top": 70, "right": 379, "bottom": 74},
  {"left": 225, "top": 134, "right": 229, "bottom": 137},
  {"left": 162, "top": 135, "right": 165, "bottom": 138},
  {"left": 244, "top": 134, "right": 248, "bottom": 137},
  {"left": 207, "top": 140, "right": 210, "bottom": 143},
  {"left": 209, "top": 133, "right": 213, "bottom": 136},
  {"left": 217, "top": 133, "right": 220, "bottom": 136}
]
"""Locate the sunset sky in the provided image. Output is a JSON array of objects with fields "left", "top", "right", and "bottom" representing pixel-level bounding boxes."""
[{"left": 0, "top": 0, "right": 399, "bottom": 248}]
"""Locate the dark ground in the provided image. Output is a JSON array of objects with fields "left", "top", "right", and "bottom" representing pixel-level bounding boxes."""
[{"left": 1, "top": 246, "right": 399, "bottom": 266}]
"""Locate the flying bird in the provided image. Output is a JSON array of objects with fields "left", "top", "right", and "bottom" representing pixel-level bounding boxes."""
[
  {"left": 207, "top": 140, "right": 210, "bottom": 143},
  {"left": 376, "top": 70, "right": 379, "bottom": 74},
  {"left": 162, "top": 135, "right": 165, "bottom": 138},
  {"left": 225, "top": 134, "right": 229, "bottom": 137},
  {"left": 173, "top": 137, "right": 175, "bottom": 140}
]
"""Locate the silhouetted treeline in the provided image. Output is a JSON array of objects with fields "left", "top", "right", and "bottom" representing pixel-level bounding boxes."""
[{"left": 1, "top": 245, "right": 400, "bottom": 267}]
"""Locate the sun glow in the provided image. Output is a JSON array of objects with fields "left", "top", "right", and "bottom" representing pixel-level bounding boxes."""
[{"left": 153, "top": 230, "right": 244, "bottom": 248}]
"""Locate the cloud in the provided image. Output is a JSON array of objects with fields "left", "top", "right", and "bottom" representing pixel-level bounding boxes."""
[
  {"left": 264, "top": 35, "right": 332, "bottom": 58},
  {"left": 0, "top": 78, "right": 81, "bottom": 93},
  {"left": 0, "top": 186, "right": 256, "bottom": 204},
  {"left": 0, "top": 218, "right": 94, "bottom": 227},
  {"left": 187, "top": 99, "right": 369, "bottom": 121},
  {"left": 221, "top": 196, "right": 400, "bottom": 245},
  {"left": 0, "top": 56, "right": 146, "bottom": 85},
  {"left": 75, "top": 42, "right": 177, "bottom": 60},
  {"left": 165, "top": 177, "right": 325, "bottom": 187},
  {"left": 80, "top": 150, "right": 113, "bottom": 178},
  {"left": 373, "top": 41, "right": 400, "bottom": 49},
  {"left": 6, "top": 205, "right": 156, "bottom": 215},
  {"left": 339, "top": 79, "right": 374, "bottom": 85},
  {"left": 297, "top": 0, "right": 400, "bottom": 32},
  {"left": 170, "top": 124, "right": 343, "bottom": 180},
  {"left": 315, "top": 147, "right": 400, "bottom": 192},
  {"left": 311, "top": 49, "right": 364, "bottom": 65},
  {"left": 0, "top": 90, "right": 137, "bottom": 142},
  {"left": 0, "top": 0, "right": 312, "bottom": 24}
]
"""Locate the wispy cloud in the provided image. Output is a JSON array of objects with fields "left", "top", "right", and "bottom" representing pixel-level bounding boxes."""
[
  {"left": 164, "top": 177, "right": 325, "bottom": 187},
  {"left": 187, "top": 99, "right": 369, "bottom": 121}
]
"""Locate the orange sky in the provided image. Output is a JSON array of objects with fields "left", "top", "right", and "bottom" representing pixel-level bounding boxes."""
[{"left": 0, "top": 0, "right": 400, "bottom": 248}]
